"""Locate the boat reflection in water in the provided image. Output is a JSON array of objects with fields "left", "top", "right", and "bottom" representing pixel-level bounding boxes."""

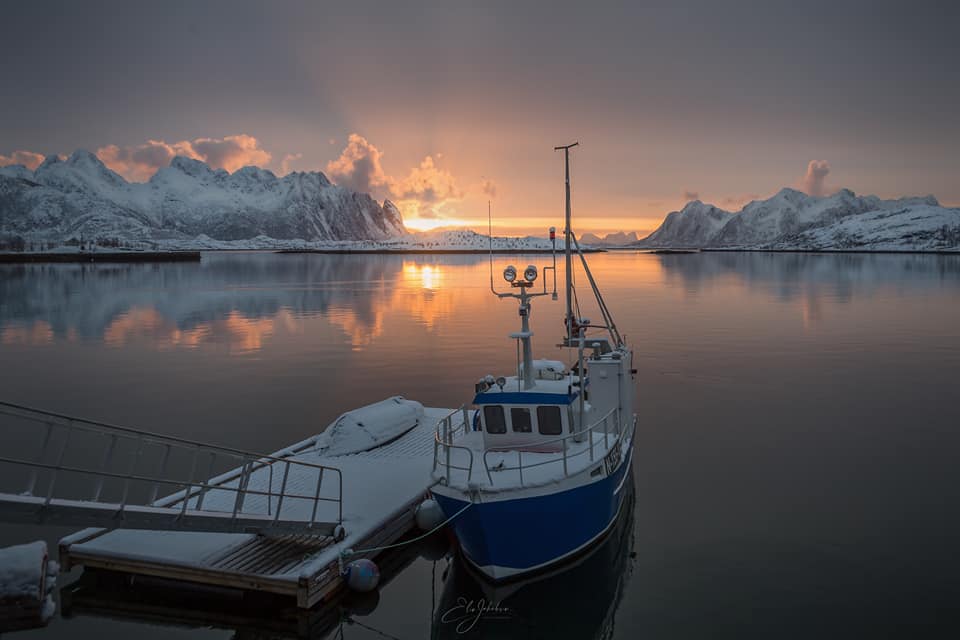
[{"left": 433, "top": 471, "right": 636, "bottom": 639}]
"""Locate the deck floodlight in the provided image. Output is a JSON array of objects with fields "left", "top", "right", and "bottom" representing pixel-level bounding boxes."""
[
  {"left": 524, "top": 265, "right": 538, "bottom": 282},
  {"left": 503, "top": 265, "right": 517, "bottom": 283},
  {"left": 495, "top": 376, "right": 506, "bottom": 389}
]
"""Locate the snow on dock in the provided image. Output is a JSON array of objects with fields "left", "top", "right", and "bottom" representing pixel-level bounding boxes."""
[{"left": 59, "top": 401, "right": 451, "bottom": 608}]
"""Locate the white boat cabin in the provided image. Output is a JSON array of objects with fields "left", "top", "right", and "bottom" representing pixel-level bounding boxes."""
[{"left": 471, "top": 349, "right": 633, "bottom": 454}]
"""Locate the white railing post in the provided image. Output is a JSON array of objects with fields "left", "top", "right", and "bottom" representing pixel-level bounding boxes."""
[
  {"left": 273, "top": 459, "right": 292, "bottom": 523},
  {"left": 309, "top": 467, "right": 325, "bottom": 527},
  {"left": 562, "top": 437, "right": 569, "bottom": 476},
  {"left": 443, "top": 418, "right": 451, "bottom": 484},
  {"left": 588, "top": 422, "right": 595, "bottom": 461},
  {"left": 179, "top": 448, "right": 199, "bottom": 518},
  {"left": 119, "top": 435, "right": 145, "bottom": 515},
  {"left": 603, "top": 412, "right": 610, "bottom": 451},
  {"left": 194, "top": 451, "right": 217, "bottom": 510},
  {"left": 92, "top": 433, "right": 118, "bottom": 502},
  {"left": 148, "top": 443, "right": 171, "bottom": 505},
  {"left": 44, "top": 426, "right": 72, "bottom": 507},
  {"left": 25, "top": 421, "right": 54, "bottom": 496}
]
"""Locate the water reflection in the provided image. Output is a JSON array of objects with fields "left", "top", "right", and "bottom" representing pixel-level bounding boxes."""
[
  {"left": 0, "top": 254, "right": 469, "bottom": 353},
  {"left": 3, "top": 251, "right": 958, "bottom": 352}
]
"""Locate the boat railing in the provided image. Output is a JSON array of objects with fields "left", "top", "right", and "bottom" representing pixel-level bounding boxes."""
[
  {"left": 0, "top": 400, "right": 344, "bottom": 535},
  {"left": 433, "top": 405, "right": 627, "bottom": 488},
  {"left": 431, "top": 406, "right": 483, "bottom": 485}
]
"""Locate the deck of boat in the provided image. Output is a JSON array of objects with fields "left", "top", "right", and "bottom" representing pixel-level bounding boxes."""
[{"left": 59, "top": 407, "right": 449, "bottom": 608}]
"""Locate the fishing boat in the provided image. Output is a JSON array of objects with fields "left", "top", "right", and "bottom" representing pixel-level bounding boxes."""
[{"left": 431, "top": 143, "right": 637, "bottom": 581}]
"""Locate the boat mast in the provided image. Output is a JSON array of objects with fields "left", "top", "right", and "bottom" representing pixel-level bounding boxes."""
[{"left": 554, "top": 142, "right": 578, "bottom": 345}]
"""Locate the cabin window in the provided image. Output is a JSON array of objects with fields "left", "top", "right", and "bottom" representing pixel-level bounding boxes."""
[
  {"left": 537, "top": 406, "right": 563, "bottom": 435},
  {"left": 510, "top": 407, "right": 532, "bottom": 433},
  {"left": 483, "top": 405, "right": 506, "bottom": 434}
]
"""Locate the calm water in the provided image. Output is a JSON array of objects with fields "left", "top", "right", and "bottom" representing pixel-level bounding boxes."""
[{"left": 1, "top": 251, "right": 959, "bottom": 638}]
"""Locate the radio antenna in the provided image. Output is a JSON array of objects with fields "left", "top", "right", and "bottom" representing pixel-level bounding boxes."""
[
  {"left": 488, "top": 200, "right": 495, "bottom": 294},
  {"left": 554, "top": 142, "right": 579, "bottom": 345}
]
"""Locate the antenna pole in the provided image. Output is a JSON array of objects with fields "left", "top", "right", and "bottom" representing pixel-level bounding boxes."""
[
  {"left": 554, "top": 142, "right": 578, "bottom": 345},
  {"left": 488, "top": 200, "right": 496, "bottom": 295}
]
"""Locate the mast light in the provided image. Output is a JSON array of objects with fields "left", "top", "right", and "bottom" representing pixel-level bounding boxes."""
[{"left": 503, "top": 265, "right": 517, "bottom": 283}]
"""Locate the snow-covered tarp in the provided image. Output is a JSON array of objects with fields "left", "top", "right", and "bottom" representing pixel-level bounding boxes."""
[
  {"left": 0, "top": 541, "right": 58, "bottom": 626},
  {"left": 314, "top": 396, "right": 424, "bottom": 457}
]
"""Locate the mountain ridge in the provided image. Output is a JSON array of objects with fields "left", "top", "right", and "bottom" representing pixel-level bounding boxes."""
[
  {"left": 637, "top": 188, "right": 959, "bottom": 251},
  {"left": 0, "top": 150, "right": 406, "bottom": 244}
]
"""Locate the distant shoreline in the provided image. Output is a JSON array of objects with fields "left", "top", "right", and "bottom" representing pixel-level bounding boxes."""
[
  {"left": 700, "top": 247, "right": 960, "bottom": 255},
  {"left": 623, "top": 247, "right": 960, "bottom": 255},
  {"left": 0, "top": 251, "right": 202, "bottom": 263},
  {"left": 275, "top": 248, "right": 604, "bottom": 255}
]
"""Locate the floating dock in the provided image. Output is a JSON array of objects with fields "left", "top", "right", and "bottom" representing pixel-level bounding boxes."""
[{"left": 29, "top": 408, "right": 450, "bottom": 608}]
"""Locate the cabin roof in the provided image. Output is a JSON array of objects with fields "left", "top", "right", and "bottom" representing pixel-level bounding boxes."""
[{"left": 472, "top": 376, "right": 581, "bottom": 406}]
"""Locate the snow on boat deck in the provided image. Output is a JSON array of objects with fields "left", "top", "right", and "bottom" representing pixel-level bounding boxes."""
[{"left": 61, "top": 406, "right": 451, "bottom": 607}]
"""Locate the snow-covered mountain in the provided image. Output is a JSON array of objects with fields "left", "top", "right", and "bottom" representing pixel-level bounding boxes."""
[
  {"left": 637, "top": 188, "right": 960, "bottom": 250},
  {"left": 0, "top": 150, "right": 406, "bottom": 244},
  {"left": 580, "top": 231, "right": 640, "bottom": 246}
]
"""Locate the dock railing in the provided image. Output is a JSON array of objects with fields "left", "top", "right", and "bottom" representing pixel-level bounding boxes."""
[
  {"left": 433, "top": 405, "right": 627, "bottom": 488},
  {"left": 0, "top": 401, "right": 343, "bottom": 536}
]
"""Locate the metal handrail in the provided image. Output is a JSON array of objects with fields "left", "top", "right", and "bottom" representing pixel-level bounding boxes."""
[
  {"left": 433, "top": 405, "right": 627, "bottom": 488},
  {"left": 0, "top": 400, "right": 344, "bottom": 530}
]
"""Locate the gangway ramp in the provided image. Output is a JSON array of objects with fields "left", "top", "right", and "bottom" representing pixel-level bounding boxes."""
[
  {"left": 0, "top": 399, "right": 451, "bottom": 607},
  {"left": 0, "top": 401, "right": 343, "bottom": 536}
]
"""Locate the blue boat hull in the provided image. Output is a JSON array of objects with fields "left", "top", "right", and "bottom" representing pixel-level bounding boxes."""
[{"left": 432, "top": 437, "right": 633, "bottom": 581}]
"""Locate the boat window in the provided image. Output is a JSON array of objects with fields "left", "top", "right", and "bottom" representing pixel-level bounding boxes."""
[
  {"left": 510, "top": 407, "right": 532, "bottom": 433},
  {"left": 537, "top": 406, "right": 563, "bottom": 435},
  {"left": 483, "top": 405, "right": 506, "bottom": 434}
]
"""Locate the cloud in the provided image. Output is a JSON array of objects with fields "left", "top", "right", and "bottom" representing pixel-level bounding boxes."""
[
  {"left": 480, "top": 178, "right": 498, "bottom": 198},
  {"left": 0, "top": 150, "right": 45, "bottom": 170},
  {"left": 190, "top": 135, "right": 271, "bottom": 172},
  {"left": 325, "top": 134, "right": 392, "bottom": 196},
  {"left": 682, "top": 190, "right": 699, "bottom": 201},
  {"left": 97, "top": 140, "right": 194, "bottom": 181},
  {"left": 393, "top": 156, "right": 463, "bottom": 204},
  {"left": 326, "top": 133, "right": 467, "bottom": 223},
  {"left": 97, "top": 134, "right": 272, "bottom": 181},
  {"left": 279, "top": 153, "right": 303, "bottom": 175},
  {"left": 800, "top": 160, "right": 831, "bottom": 197},
  {"left": 721, "top": 193, "right": 760, "bottom": 209}
]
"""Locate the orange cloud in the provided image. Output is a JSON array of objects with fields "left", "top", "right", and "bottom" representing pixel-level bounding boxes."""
[
  {"left": 479, "top": 179, "right": 498, "bottom": 198},
  {"left": 800, "top": 160, "right": 831, "bottom": 197},
  {"left": 0, "top": 150, "right": 45, "bottom": 170},
  {"left": 279, "top": 153, "right": 303, "bottom": 175},
  {"left": 326, "top": 134, "right": 468, "bottom": 224},
  {"left": 393, "top": 156, "right": 463, "bottom": 204},
  {"left": 96, "top": 134, "right": 273, "bottom": 182},
  {"left": 325, "top": 133, "right": 392, "bottom": 196}
]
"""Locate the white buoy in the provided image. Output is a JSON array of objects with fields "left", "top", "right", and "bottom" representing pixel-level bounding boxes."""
[
  {"left": 415, "top": 498, "right": 445, "bottom": 532},
  {"left": 345, "top": 558, "right": 380, "bottom": 592}
]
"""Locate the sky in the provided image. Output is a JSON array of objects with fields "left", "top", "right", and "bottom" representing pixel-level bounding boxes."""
[{"left": 1, "top": 0, "right": 958, "bottom": 236}]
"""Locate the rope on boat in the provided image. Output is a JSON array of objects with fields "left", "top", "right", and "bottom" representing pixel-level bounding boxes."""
[{"left": 339, "top": 500, "right": 472, "bottom": 561}]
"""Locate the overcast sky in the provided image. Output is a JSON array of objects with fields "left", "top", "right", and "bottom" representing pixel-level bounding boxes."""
[{"left": 2, "top": 0, "right": 957, "bottom": 234}]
